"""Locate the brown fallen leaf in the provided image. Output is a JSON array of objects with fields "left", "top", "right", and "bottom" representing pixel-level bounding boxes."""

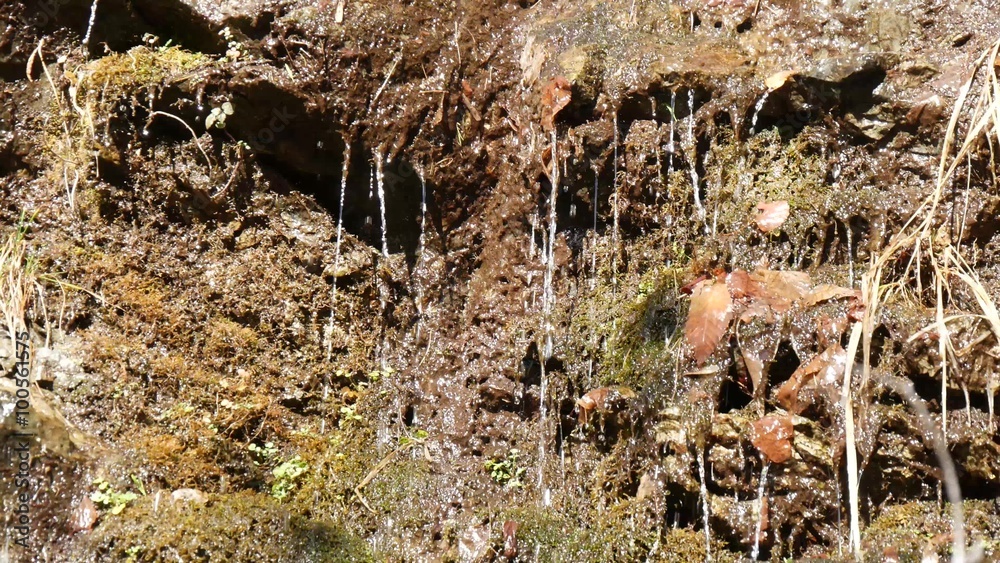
[
  {"left": 750, "top": 415, "right": 795, "bottom": 463},
  {"left": 575, "top": 386, "right": 636, "bottom": 425},
  {"left": 775, "top": 344, "right": 846, "bottom": 413},
  {"left": 541, "top": 76, "right": 572, "bottom": 131},
  {"left": 747, "top": 269, "right": 811, "bottom": 312},
  {"left": 503, "top": 520, "right": 519, "bottom": 559},
  {"left": 754, "top": 200, "right": 790, "bottom": 233},
  {"left": 685, "top": 279, "right": 733, "bottom": 365},
  {"left": 69, "top": 496, "right": 99, "bottom": 533},
  {"left": 726, "top": 269, "right": 751, "bottom": 298},
  {"left": 815, "top": 313, "right": 849, "bottom": 349},
  {"left": 576, "top": 387, "right": 608, "bottom": 425},
  {"left": 742, "top": 350, "right": 765, "bottom": 393},
  {"left": 738, "top": 321, "right": 781, "bottom": 393},
  {"left": 739, "top": 299, "right": 774, "bottom": 323},
  {"left": 681, "top": 274, "right": 710, "bottom": 295}
]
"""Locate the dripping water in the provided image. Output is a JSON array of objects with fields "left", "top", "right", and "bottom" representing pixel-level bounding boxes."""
[
  {"left": 366, "top": 164, "right": 374, "bottom": 230},
  {"left": 750, "top": 91, "right": 770, "bottom": 136},
  {"left": 83, "top": 0, "right": 100, "bottom": 51},
  {"left": 846, "top": 221, "right": 854, "bottom": 287},
  {"left": 698, "top": 450, "right": 712, "bottom": 560},
  {"left": 668, "top": 90, "right": 676, "bottom": 177},
  {"left": 591, "top": 171, "right": 599, "bottom": 289},
  {"left": 751, "top": 461, "right": 771, "bottom": 560},
  {"left": 611, "top": 110, "right": 620, "bottom": 291},
  {"left": 652, "top": 96, "right": 662, "bottom": 198},
  {"left": 688, "top": 90, "right": 703, "bottom": 218},
  {"left": 195, "top": 85, "right": 205, "bottom": 112},
  {"left": 415, "top": 164, "right": 428, "bottom": 342},
  {"left": 538, "top": 131, "right": 560, "bottom": 501},
  {"left": 326, "top": 140, "right": 352, "bottom": 364},
  {"left": 375, "top": 148, "right": 390, "bottom": 258},
  {"left": 418, "top": 165, "right": 428, "bottom": 261}
]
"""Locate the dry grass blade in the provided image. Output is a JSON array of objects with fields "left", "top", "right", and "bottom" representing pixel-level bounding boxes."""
[
  {"left": 1, "top": 214, "right": 98, "bottom": 353},
  {"left": 843, "top": 322, "right": 862, "bottom": 560},
  {"left": 0, "top": 219, "right": 35, "bottom": 345},
  {"left": 855, "top": 36, "right": 1000, "bottom": 563}
]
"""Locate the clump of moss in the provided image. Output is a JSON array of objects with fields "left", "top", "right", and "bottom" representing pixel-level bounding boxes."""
[
  {"left": 863, "top": 500, "right": 1000, "bottom": 561},
  {"left": 85, "top": 490, "right": 371, "bottom": 562},
  {"left": 77, "top": 46, "right": 210, "bottom": 95},
  {"left": 37, "top": 45, "right": 213, "bottom": 209},
  {"left": 565, "top": 251, "right": 685, "bottom": 391},
  {"left": 505, "top": 500, "right": 739, "bottom": 562}
]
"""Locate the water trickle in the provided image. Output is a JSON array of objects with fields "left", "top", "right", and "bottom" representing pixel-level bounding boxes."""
[
  {"left": 611, "top": 110, "right": 620, "bottom": 290},
  {"left": 698, "top": 450, "right": 712, "bottom": 560},
  {"left": 688, "top": 90, "right": 704, "bottom": 218},
  {"left": 591, "top": 171, "right": 599, "bottom": 289},
  {"left": 751, "top": 461, "right": 771, "bottom": 560},
  {"left": 411, "top": 164, "right": 428, "bottom": 342},
  {"left": 846, "top": 221, "right": 854, "bottom": 287},
  {"left": 375, "top": 147, "right": 390, "bottom": 258},
  {"left": 83, "top": 0, "right": 100, "bottom": 51},
  {"left": 326, "top": 140, "right": 351, "bottom": 363},
  {"left": 668, "top": 90, "right": 676, "bottom": 177},
  {"left": 417, "top": 165, "right": 428, "bottom": 263},
  {"left": 538, "top": 131, "right": 560, "bottom": 491},
  {"left": 750, "top": 91, "right": 769, "bottom": 136},
  {"left": 651, "top": 96, "right": 662, "bottom": 197},
  {"left": 529, "top": 213, "right": 537, "bottom": 260}
]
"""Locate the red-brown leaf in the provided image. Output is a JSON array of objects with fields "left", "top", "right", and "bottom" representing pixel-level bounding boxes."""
[
  {"left": 69, "top": 496, "right": 99, "bottom": 533},
  {"left": 503, "top": 520, "right": 519, "bottom": 559},
  {"left": 750, "top": 415, "right": 795, "bottom": 463},
  {"left": 754, "top": 201, "right": 790, "bottom": 233},
  {"left": 576, "top": 387, "right": 609, "bottom": 425},
  {"left": 747, "top": 269, "right": 811, "bottom": 312},
  {"left": 541, "top": 76, "right": 572, "bottom": 131},
  {"left": 726, "top": 269, "right": 751, "bottom": 299},
  {"left": 685, "top": 279, "right": 733, "bottom": 365},
  {"left": 775, "top": 344, "right": 846, "bottom": 413},
  {"left": 742, "top": 349, "right": 765, "bottom": 392}
]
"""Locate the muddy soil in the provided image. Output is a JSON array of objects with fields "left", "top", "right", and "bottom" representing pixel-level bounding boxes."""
[{"left": 1, "top": 0, "right": 1000, "bottom": 561}]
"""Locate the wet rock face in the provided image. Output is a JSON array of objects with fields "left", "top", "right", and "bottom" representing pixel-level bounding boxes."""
[{"left": 3, "top": 0, "right": 1000, "bottom": 560}]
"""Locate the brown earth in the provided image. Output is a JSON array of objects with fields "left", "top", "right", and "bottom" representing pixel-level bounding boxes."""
[{"left": 1, "top": 0, "right": 1000, "bottom": 561}]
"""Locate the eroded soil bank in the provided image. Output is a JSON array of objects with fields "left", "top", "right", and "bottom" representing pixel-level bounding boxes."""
[{"left": 1, "top": 0, "right": 1000, "bottom": 561}]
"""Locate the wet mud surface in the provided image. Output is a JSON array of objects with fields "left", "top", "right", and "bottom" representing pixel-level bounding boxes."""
[{"left": 1, "top": 0, "right": 1000, "bottom": 560}]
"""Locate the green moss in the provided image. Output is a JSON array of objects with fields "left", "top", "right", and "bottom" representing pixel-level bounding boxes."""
[
  {"left": 567, "top": 260, "right": 685, "bottom": 390},
  {"left": 78, "top": 46, "right": 210, "bottom": 93},
  {"left": 38, "top": 45, "right": 214, "bottom": 206},
  {"left": 505, "top": 501, "right": 738, "bottom": 562},
  {"left": 86, "top": 491, "right": 372, "bottom": 562},
  {"left": 863, "top": 500, "right": 1000, "bottom": 562}
]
